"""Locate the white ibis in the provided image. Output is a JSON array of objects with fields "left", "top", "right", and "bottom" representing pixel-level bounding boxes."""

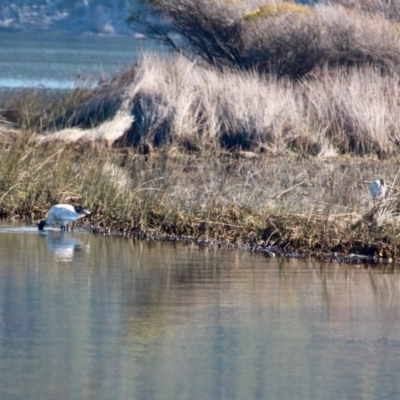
[{"left": 38, "top": 204, "right": 91, "bottom": 231}]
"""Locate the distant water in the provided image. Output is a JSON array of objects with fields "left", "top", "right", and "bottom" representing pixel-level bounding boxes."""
[
  {"left": 0, "top": 32, "right": 165, "bottom": 89},
  {"left": 1, "top": 221, "right": 400, "bottom": 400}
]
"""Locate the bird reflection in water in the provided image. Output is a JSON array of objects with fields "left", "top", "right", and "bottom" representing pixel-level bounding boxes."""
[{"left": 41, "top": 230, "right": 88, "bottom": 262}]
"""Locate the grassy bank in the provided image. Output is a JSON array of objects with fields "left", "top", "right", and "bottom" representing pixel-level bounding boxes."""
[
  {"left": 2, "top": 0, "right": 400, "bottom": 262},
  {"left": 0, "top": 132, "right": 399, "bottom": 261}
]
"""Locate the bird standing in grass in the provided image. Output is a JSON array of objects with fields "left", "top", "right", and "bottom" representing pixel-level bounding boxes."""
[
  {"left": 38, "top": 204, "right": 91, "bottom": 231},
  {"left": 369, "top": 178, "right": 386, "bottom": 201}
]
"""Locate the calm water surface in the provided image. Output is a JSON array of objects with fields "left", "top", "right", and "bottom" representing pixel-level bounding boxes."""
[
  {"left": 0, "top": 222, "right": 400, "bottom": 399},
  {"left": 0, "top": 32, "right": 164, "bottom": 88}
]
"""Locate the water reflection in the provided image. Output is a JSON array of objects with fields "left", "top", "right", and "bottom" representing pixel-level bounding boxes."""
[
  {"left": 40, "top": 230, "right": 88, "bottom": 262},
  {"left": 0, "top": 225, "right": 400, "bottom": 399}
]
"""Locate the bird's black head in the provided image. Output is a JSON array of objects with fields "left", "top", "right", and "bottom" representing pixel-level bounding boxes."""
[
  {"left": 38, "top": 220, "right": 47, "bottom": 231},
  {"left": 74, "top": 205, "right": 91, "bottom": 216}
]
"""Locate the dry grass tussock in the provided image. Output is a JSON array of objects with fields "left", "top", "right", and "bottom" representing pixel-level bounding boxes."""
[
  {"left": 328, "top": 0, "right": 400, "bottom": 22},
  {"left": 38, "top": 54, "right": 400, "bottom": 157},
  {"left": 2, "top": 134, "right": 400, "bottom": 257}
]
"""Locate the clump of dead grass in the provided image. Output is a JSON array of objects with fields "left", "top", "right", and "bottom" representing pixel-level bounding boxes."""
[
  {"left": 3, "top": 51, "right": 400, "bottom": 159},
  {"left": 327, "top": 0, "right": 400, "bottom": 23},
  {"left": 106, "top": 55, "right": 400, "bottom": 158}
]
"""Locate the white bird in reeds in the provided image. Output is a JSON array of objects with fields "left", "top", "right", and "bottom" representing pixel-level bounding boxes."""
[
  {"left": 369, "top": 178, "right": 386, "bottom": 201},
  {"left": 38, "top": 204, "right": 91, "bottom": 231}
]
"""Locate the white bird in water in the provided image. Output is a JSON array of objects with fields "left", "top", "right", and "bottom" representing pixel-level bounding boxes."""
[
  {"left": 369, "top": 178, "right": 386, "bottom": 200},
  {"left": 38, "top": 204, "right": 91, "bottom": 231}
]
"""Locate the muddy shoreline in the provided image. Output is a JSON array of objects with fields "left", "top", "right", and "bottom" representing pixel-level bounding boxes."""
[
  {"left": 6, "top": 213, "right": 393, "bottom": 266},
  {"left": 110, "top": 231, "right": 396, "bottom": 266}
]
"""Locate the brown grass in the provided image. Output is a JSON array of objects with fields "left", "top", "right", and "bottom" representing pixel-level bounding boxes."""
[
  {"left": 327, "top": 0, "right": 400, "bottom": 23},
  {"left": 34, "top": 54, "right": 400, "bottom": 158},
  {"left": 2, "top": 0, "right": 400, "bottom": 260},
  {"left": 3, "top": 52, "right": 400, "bottom": 157},
  {"left": 1, "top": 132, "right": 400, "bottom": 259}
]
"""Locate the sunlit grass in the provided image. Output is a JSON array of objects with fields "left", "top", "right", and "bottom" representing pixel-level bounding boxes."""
[{"left": 1, "top": 131, "right": 400, "bottom": 258}]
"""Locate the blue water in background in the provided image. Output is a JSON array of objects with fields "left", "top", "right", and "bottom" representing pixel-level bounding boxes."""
[{"left": 0, "top": 32, "right": 163, "bottom": 88}]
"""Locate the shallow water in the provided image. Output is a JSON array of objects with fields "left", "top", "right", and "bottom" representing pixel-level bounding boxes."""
[
  {"left": 0, "top": 222, "right": 400, "bottom": 399},
  {"left": 0, "top": 32, "right": 164, "bottom": 88}
]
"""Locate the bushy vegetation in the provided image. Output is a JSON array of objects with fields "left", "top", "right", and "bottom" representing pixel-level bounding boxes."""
[
  {"left": 331, "top": 0, "right": 400, "bottom": 22},
  {"left": 3, "top": 0, "right": 400, "bottom": 157},
  {"left": 9, "top": 54, "right": 397, "bottom": 158},
  {"left": 129, "top": 0, "right": 400, "bottom": 78}
]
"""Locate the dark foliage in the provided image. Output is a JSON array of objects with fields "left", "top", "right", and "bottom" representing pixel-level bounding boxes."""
[{"left": 128, "top": 0, "right": 400, "bottom": 79}]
